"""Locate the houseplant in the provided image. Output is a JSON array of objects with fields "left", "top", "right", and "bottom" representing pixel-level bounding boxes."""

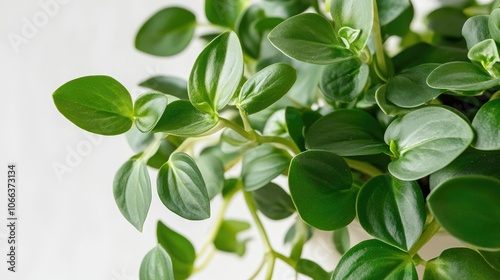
[{"left": 52, "top": 0, "right": 500, "bottom": 279}]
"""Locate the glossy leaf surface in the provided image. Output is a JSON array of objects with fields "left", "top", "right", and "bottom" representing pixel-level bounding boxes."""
[
  {"left": 140, "top": 245, "right": 174, "bottom": 280},
  {"left": 252, "top": 182, "right": 295, "bottom": 220},
  {"left": 472, "top": 99, "right": 500, "bottom": 150},
  {"left": 134, "top": 93, "right": 168, "bottom": 133},
  {"left": 320, "top": 59, "right": 369, "bottom": 103}
]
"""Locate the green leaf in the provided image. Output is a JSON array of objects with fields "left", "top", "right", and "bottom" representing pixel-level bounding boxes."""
[
  {"left": 268, "top": 13, "right": 353, "bottom": 65},
  {"left": 296, "top": 259, "right": 330, "bottom": 280},
  {"left": 53, "top": 75, "right": 133, "bottom": 135},
  {"left": 157, "top": 153, "right": 210, "bottom": 220},
  {"left": 196, "top": 154, "right": 225, "bottom": 199},
  {"left": 463, "top": 15, "right": 491, "bottom": 49},
  {"left": 205, "top": 0, "right": 245, "bottom": 28},
  {"left": 153, "top": 100, "right": 219, "bottom": 137},
  {"left": 468, "top": 39, "right": 500, "bottom": 71},
  {"left": 156, "top": 221, "right": 196, "bottom": 279},
  {"left": 489, "top": 9, "right": 500, "bottom": 44},
  {"left": 357, "top": 174, "right": 426, "bottom": 251},
  {"left": 237, "top": 5, "right": 265, "bottom": 59},
  {"left": 251, "top": 182, "right": 295, "bottom": 220},
  {"left": 330, "top": 0, "right": 374, "bottom": 52},
  {"left": 140, "top": 245, "right": 174, "bottom": 280},
  {"left": 237, "top": 63, "right": 297, "bottom": 114},
  {"left": 386, "top": 64, "right": 445, "bottom": 108},
  {"left": 126, "top": 127, "right": 155, "bottom": 153},
  {"left": 427, "top": 62, "right": 500, "bottom": 92},
  {"left": 424, "top": 248, "right": 500, "bottom": 279},
  {"left": 261, "top": 0, "right": 310, "bottom": 18},
  {"left": 376, "top": 0, "right": 411, "bottom": 26},
  {"left": 429, "top": 148, "right": 500, "bottom": 190},
  {"left": 214, "top": 220, "right": 251, "bottom": 256},
  {"left": 333, "top": 227, "right": 350, "bottom": 255},
  {"left": 381, "top": 3, "right": 413, "bottom": 37},
  {"left": 113, "top": 157, "right": 151, "bottom": 232},
  {"left": 241, "top": 144, "right": 291, "bottom": 191},
  {"left": 478, "top": 249, "right": 500, "bottom": 271},
  {"left": 320, "top": 58, "right": 370, "bottom": 103},
  {"left": 139, "top": 76, "right": 188, "bottom": 100},
  {"left": 289, "top": 150, "right": 357, "bottom": 230},
  {"left": 428, "top": 176, "right": 500, "bottom": 250},
  {"left": 134, "top": 93, "right": 168, "bottom": 133},
  {"left": 392, "top": 43, "right": 468, "bottom": 73},
  {"left": 135, "top": 7, "right": 196, "bottom": 57},
  {"left": 147, "top": 137, "right": 180, "bottom": 169},
  {"left": 384, "top": 106, "right": 474, "bottom": 181},
  {"left": 263, "top": 109, "right": 288, "bottom": 137},
  {"left": 375, "top": 84, "right": 413, "bottom": 117},
  {"left": 332, "top": 239, "right": 417, "bottom": 280},
  {"left": 305, "top": 109, "right": 388, "bottom": 156},
  {"left": 189, "top": 31, "right": 243, "bottom": 114},
  {"left": 472, "top": 99, "right": 500, "bottom": 150}
]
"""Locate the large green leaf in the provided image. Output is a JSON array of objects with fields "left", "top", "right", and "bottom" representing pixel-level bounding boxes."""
[
  {"left": 189, "top": 31, "right": 243, "bottom": 114},
  {"left": 214, "top": 220, "right": 251, "bottom": 256},
  {"left": 392, "top": 43, "right": 468, "bottom": 73},
  {"left": 357, "top": 174, "right": 426, "bottom": 251},
  {"left": 140, "top": 245, "right": 174, "bottom": 280},
  {"left": 472, "top": 99, "right": 500, "bottom": 150},
  {"left": 139, "top": 76, "right": 188, "bottom": 100},
  {"left": 320, "top": 58, "right": 369, "bottom": 103},
  {"left": 428, "top": 176, "right": 500, "bottom": 250},
  {"left": 427, "top": 62, "right": 500, "bottom": 92},
  {"left": 113, "top": 157, "right": 151, "bottom": 232},
  {"left": 376, "top": 0, "right": 411, "bottom": 26},
  {"left": 289, "top": 151, "right": 357, "bottom": 230},
  {"left": 285, "top": 107, "right": 322, "bottom": 152},
  {"left": 331, "top": 239, "right": 417, "bottom": 280},
  {"left": 157, "top": 153, "right": 210, "bottom": 220},
  {"left": 427, "top": 7, "right": 467, "bottom": 38},
  {"left": 134, "top": 93, "right": 168, "bottom": 133},
  {"left": 241, "top": 144, "right": 291, "bottom": 191},
  {"left": 463, "top": 15, "right": 491, "bottom": 49},
  {"left": 251, "top": 182, "right": 295, "bottom": 220},
  {"left": 205, "top": 0, "right": 245, "bottom": 28},
  {"left": 156, "top": 221, "right": 196, "bottom": 279},
  {"left": 268, "top": 13, "right": 352, "bottom": 64},
  {"left": 423, "top": 248, "right": 500, "bottom": 279},
  {"left": 153, "top": 100, "right": 219, "bottom": 137},
  {"left": 306, "top": 109, "right": 388, "bottom": 156},
  {"left": 384, "top": 106, "right": 474, "bottom": 181},
  {"left": 135, "top": 7, "right": 196, "bottom": 56},
  {"left": 429, "top": 148, "right": 500, "bottom": 190},
  {"left": 237, "top": 63, "right": 297, "bottom": 114},
  {"left": 478, "top": 249, "right": 500, "bottom": 271},
  {"left": 53, "top": 75, "right": 133, "bottom": 135},
  {"left": 330, "top": 0, "right": 373, "bottom": 52},
  {"left": 386, "top": 64, "right": 445, "bottom": 108}
]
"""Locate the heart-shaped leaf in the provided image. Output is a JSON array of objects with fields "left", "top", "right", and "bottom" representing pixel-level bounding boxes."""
[
  {"left": 320, "top": 58, "right": 370, "bottom": 103},
  {"left": 157, "top": 153, "right": 210, "bottom": 220},
  {"left": 139, "top": 76, "right": 188, "bottom": 100},
  {"left": 214, "top": 220, "right": 251, "bottom": 256},
  {"left": 205, "top": 0, "right": 245, "bottom": 28},
  {"left": 134, "top": 92, "right": 168, "bottom": 133},
  {"left": 306, "top": 109, "right": 388, "bottom": 156},
  {"left": 357, "top": 174, "right": 426, "bottom": 251},
  {"left": 241, "top": 144, "right": 291, "bottom": 191},
  {"left": 153, "top": 100, "right": 219, "bottom": 137},
  {"left": 140, "top": 245, "right": 174, "bottom": 280},
  {"left": 385, "top": 106, "right": 474, "bottom": 181},
  {"left": 472, "top": 99, "right": 500, "bottom": 150},
  {"left": 268, "top": 13, "right": 352, "bottom": 64},
  {"left": 251, "top": 182, "right": 295, "bottom": 220},
  {"left": 428, "top": 176, "right": 500, "bottom": 250},
  {"left": 156, "top": 221, "right": 196, "bottom": 279},
  {"left": 330, "top": 0, "right": 373, "bottom": 52},
  {"left": 135, "top": 7, "right": 196, "bottom": 56},
  {"left": 189, "top": 31, "right": 243, "bottom": 114},
  {"left": 53, "top": 75, "right": 133, "bottom": 135},
  {"left": 113, "top": 156, "right": 151, "bottom": 232},
  {"left": 332, "top": 239, "right": 417, "bottom": 280},
  {"left": 423, "top": 248, "right": 500, "bottom": 279},
  {"left": 289, "top": 150, "right": 357, "bottom": 230},
  {"left": 427, "top": 62, "right": 500, "bottom": 92},
  {"left": 237, "top": 63, "right": 297, "bottom": 114}
]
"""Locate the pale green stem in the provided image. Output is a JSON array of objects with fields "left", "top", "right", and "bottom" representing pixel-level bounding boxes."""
[
  {"left": 274, "top": 252, "right": 297, "bottom": 268},
  {"left": 138, "top": 139, "right": 161, "bottom": 162},
  {"left": 372, "top": 0, "right": 390, "bottom": 81},
  {"left": 247, "top": 257, "right": 267, "bottom": 280},
  {"left": 408, "top": 218, "right": 441, "bottom": 256},
  {"left": 193, "top": 247, "right": 216, "bottom": 273},
  {"left": 264, "top": 257, "right": 276, "bottom": 280},
  {"left": 344, "top": 158, "right": 383, "bottom": 177},
  {"left": 219, "top": 117, "right": 253, "bottom": 140}
]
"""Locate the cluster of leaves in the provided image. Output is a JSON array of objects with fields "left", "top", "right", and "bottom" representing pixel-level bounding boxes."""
[{"left": 53, "top": 0, "right": 500, "bottom": 279}]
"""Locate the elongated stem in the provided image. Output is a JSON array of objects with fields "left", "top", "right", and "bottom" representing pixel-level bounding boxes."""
[
  {"left": 372, "top": 0, "right": 390, "bottom": 81},
  {"left": 197, "top": 186, "right": 239, "bottom": 258},
  {"left": 219, "top": 117, "right": 254, "bottom": 140},
  {"left": 138, "top": 139, "right": 161, "bottom": 162},
  {"left": 264, "top": 257, "right": 276, "bottom": 280},
  {"left": 413, "top": 254, "right": 427, "bottom": 266},
  {"left": 344, "top": 158, "right": 383, "bottom": 177},
  {"left": 248, "top": 257, "right": 267, "bottom": 280},
  {"left": 274, "top": 252, "right": 297, "bottom": 268},
  {"left": 244, "top": 191, "right": 273, "bottom": 252},
  {"left": 408, "top": 218, "right": 441, "bottom": 256},
  {"left": 238, "top": 107, "right": 254, "bottom": 132},
  {"left": 257, "top": 135, "right": 301, "bottom": 155},
  {"left": 193, "top": 247, "right": 216, "bottom": 273}
]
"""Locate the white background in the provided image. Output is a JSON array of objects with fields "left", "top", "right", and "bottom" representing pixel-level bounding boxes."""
[{"left": 0, "top": 1, "right": 463, "bottom": 279}]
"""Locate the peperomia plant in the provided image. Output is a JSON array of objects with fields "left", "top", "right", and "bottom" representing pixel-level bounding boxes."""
[{"left": 52, "top": 0, "right": 500, "bottom": 279}]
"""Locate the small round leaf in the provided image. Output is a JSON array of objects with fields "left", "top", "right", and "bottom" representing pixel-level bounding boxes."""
[{"left": 134, "top": 93, "right": 168, "bottom": 133}]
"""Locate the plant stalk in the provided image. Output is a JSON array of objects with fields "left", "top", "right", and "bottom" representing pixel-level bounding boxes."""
[
  {"left": 408, "top": 218, "right": 441, "bottom": 256},
  {"left": 371, "top": 0, "right": 390, "bottom": 81}
]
